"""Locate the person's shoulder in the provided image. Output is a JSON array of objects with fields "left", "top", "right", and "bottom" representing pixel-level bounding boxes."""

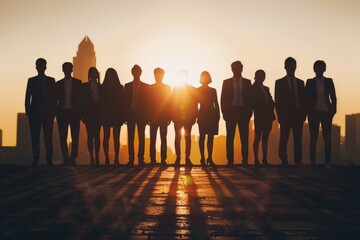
[
  {"left": 223, "top": 78, "right": 232, "bottom": 83},
  {"left": 275, "top": 76, "right": 286, "bottom": 83},
  {"left": 295, "top": 77, "right": 304, "bottom": 83},
  {"left": 28, "top": 76, "right": 38, "bottom": 81},
  {"left": 45, "top": 76, "right": 55, "bottom": 81},
  {"left": 243, "top": 77, "right": 251, "bottom": 83},
  {"left": 324, "top": 77, "right": 334, "bottom": 82},
  {"left": 56, "top": 78, "right": 64, "bottom": 84}
]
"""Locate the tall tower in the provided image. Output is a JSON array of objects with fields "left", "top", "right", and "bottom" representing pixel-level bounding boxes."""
[
  {"left": 345, "top": 113, "right": 360, "bottom": 165},
  {"left": 73, "top": 36, "right": 96, "bottom": 163},
  {"left": 73, "top": 36, "right": 96, "bottom": 83}
]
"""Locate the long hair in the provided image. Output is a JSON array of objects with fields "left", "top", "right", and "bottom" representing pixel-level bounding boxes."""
[
  {"left": 88, "top": 67, "right": 100, "bottom": 84},
  {"left": 102, "top": 68, "right": 121, "bottom": 88}
]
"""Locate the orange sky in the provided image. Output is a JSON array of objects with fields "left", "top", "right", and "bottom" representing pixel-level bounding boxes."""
[{"left": 0, "top": 0, "right": 359, "bottom": 146}]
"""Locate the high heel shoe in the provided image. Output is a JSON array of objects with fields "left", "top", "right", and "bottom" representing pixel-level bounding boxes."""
[{"left": 207, "top": 158, "right": 217, "bottom": 172}]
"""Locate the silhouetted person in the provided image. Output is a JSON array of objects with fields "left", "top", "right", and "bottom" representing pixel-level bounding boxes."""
[
  {"left": 56, "top": 62, "right": 83, "bottom": 166},
  {"left": 82, "top": 67, "right": 102, "bottom": 166},
  {"left": 197, "top": 71, "right": 220, "bottom": 170},
  {"left": 149, "top": 67, "right": 171, "bottom": 166},
  {"left": 25, "top": 58, "right": 56, "bottom": 166},
  {"left": 171, "top": 71, "right": 198, "bottom": 166},
  {"left": 123, "top": 65, "right": 150, "bottom": 166},
  {"left": 275, "top": 57, "right": 306, "bottom": 166},
  {"left": 251, "top": 70, "right": 275, "bottom": 166},
  {"left": 220, "top": 61, "right": 252, "bottom": 167},
  {"left": 306, "top": 60, "right": 337, "bottom": 166},
  {"left": 101, "top": 68, "right": 124, "bottom": 166}
]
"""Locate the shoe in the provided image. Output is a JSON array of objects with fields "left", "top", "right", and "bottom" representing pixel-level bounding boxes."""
[
  {"left": 200, "top": 158, "right": 206, "bottom": 170},
  {"left": 207, "top": 158, "right": 217, "bottom": 172},
  {"left": 47, "top": 161, "right": 54, "bottom": 167},
  {"left": 114, "top": 160, "right": 120, "bottom": 166},
  {"left": 185, "top": 158, "right": 193, "bottom": 167},
  {"left": 262, "top": 159, "right": 269, "bottom": 166},
  {"left": 242, "top": 161, "right": 248, "bottom": 166},
  {"left": 174, "top": 158, "right": 180, "bottom": 168},
  {"left": 254, "top": 159, "right": 260, "bottom": 166},
  {"left": 160, "top": 161, "right": 168, "bottom": 166},
  {"left": 126, "top": 161, "right": 134, "bottom": 166},
  {"left": 105, "top": 158, "right": 110, "bottom": 166},
  {"left": 30, "top": 160, "right": 39, "bottom": 166},
  {"left": 138, "top": 161, "right": 146, "bottom": 166},
  {"left": 226, "top": 162, "right": 234, "bottom": 168}
]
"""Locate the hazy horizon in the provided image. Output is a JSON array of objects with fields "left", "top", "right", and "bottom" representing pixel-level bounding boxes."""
[{"left": 1, "top": 0, "right": 359, "bottom": 146}]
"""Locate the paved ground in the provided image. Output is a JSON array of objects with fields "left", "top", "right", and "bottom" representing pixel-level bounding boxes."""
[{"left": 0, "top": 164, "right": 359, "bottom": 239}]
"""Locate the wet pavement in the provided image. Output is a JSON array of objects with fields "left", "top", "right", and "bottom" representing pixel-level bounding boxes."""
[{"left": 0, "top": 165, "right": 359, "bottom": 239}]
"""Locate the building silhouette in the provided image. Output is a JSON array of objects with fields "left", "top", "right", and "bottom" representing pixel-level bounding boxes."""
[
  {"left": 0, "top": 113, "right": 61, "bottom": 165},
  {"left": 345, "top": 113, "right": 360, "bottom": 165},
  {"left": 73, "top": 36, "right": 97, "bottom": 163},
  {"left": 0, "top": 129, "right": 2, "bottom": 147}
]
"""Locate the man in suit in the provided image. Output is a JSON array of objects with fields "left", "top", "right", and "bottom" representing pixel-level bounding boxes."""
[
  {"left": 149, "top": 67, "right": 171, "bottom": 166},
  {"left": 123, "top": 65, "right": 150, "bottom": 166},
  {"left": 25, "top": 58, "right": 56, "bottom": 166},
  {"left": 171, "top": 70, "right": 198, "bottom": 167},
  {"left": 306, "top": 60, "right": 337, "bottom": 166},
  {"left": 55, "top": 62, "right": 83, "bottom": 166},
  {"left": 220, "top": 61, "right": 252, "bottom": 167},
  {"left": 275, "top": 57, "right": 307, "bottom": 166}
]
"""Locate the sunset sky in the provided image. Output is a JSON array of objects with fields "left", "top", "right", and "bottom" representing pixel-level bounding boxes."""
[{"left": 0, "top": 0, "right": 359, "bottom": 146}]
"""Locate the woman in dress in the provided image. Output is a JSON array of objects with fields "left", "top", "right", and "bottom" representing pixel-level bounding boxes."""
[
  {"left": 197, "top": 71, "right": 220, "bottom": 170},
  {"left": 101, "top": 68, "right": 124, "bottom": 165},
  {"left": 252, "top": 69, "right": 275, "bottom": 165},
  {"left": 82, "top": 67, "right": 102, "bottom": 166}
]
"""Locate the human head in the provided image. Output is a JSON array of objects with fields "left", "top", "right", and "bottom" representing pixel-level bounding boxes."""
[
  {"left": 36, "top": 58, "right": 47, "bottom": 75},
  {"left": 62, "top": 62, "right": 73, "bottom": 77},
  {"left": 231, "top": 61, "right": 243, "bottom": 78},
  {"left": 254, "top": 69, "right": 266, "bottom": 84},
  {"left": 199, "top": 71, "right": 212, "bottom": 85},
  {"left": 103, "top": 68, "right": 121, "bottom": 87},
  {"left": 313, "top": 60, "right": 326, "bottom": 77},
  {"left": 154, "top": 67, "right": 165, "bottom": 83},
  {"left": 131, "top": 64, "right": 142, "bottom": 80},
  {"left": 284, "top": 57, "right": 297, "bottom": 77},
  {"left": 88, "top": 67, "right": 99, "bottom": 83}
]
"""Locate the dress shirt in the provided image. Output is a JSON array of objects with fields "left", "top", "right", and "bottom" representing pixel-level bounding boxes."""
[
  {"left": 287, "top": 76, "right": 299, "bottom": 107},
  {"left": 232, "top": 77, "right": 244, "bottom": 106},
  {"left": 64, "top": 77, "right": 72, "bottom": 109},
  {"left": 315, "top": 77, "right": 328, "bottom": 112},
  {"left": 131, "top": 80, "right": 140, "bottom": 110}
]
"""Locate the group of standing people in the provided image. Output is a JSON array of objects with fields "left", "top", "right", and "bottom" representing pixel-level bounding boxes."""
[{"left": 25, "top": 57, "right": 336, "bottom": 169}]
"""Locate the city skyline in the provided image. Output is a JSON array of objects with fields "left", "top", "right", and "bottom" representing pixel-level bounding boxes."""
[{"left": 1, "top": 1, "right": 360, "bottom": 146}]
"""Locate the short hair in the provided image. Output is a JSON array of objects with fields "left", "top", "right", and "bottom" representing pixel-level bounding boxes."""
[
  {"left": 154, "top": 67, "right": 165, "bottom": 75},
  {"left": 200, "top": 71, "right": 212, "bottom": 84},
  {"left": 131, "top": 64, "right": 142, "bottom": 74},
  {"left": 284, "top": 57, "right": 296, "bottom": 66},
  {"left": 36, "top": 58, "right": 47, "bottom": 66},
  {"left": 62, "top": 62, "right": 73, "bottom": 69},
  {"left": 231, "top": 61, "right": 243, "bottom": 68},
  {"left": 314, "top": 60, "right": 326, "bottom": 70}
]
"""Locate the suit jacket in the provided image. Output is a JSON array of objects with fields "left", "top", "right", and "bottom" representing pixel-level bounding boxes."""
[
  {"left": 171, "top": 84, "right": 198, "bottom": 125},
  {"left": 149, "top": 83, "right": 172, "bottom": 125},
  {"left": 25, "top": 75, "right": 56, "bottom": 118},
  {"left": 220, "top": 77, "right": 252, "bottom": 122},
  {"left": 275, "top": 76, "right": 306, "bottom": 124},
  {"left": 251, "top": 83, "right": 275, "bottom": 124},
  {"left": 123, "top": 81, "right": 150, "bottom": 123},
  {"left": 55, "top": 77, "right": 83, "bottom": 120},
  {"left": 305, "top": 77, "right": 337, "bottom": 116}
]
